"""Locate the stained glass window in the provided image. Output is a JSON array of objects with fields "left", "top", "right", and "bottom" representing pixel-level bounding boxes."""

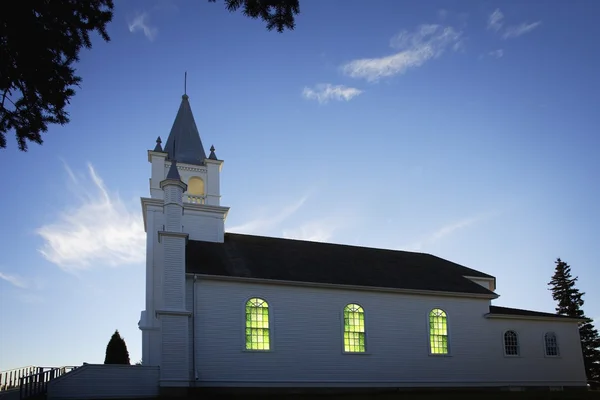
[
  {"left": 343, "top": 304, "right": 365, "bottom": 353},
  {"left": 504, "top": 330, "right": 519, "bottom": 356},
  {"left": 429, "top": 308, "right": 448, "bottom": 355},
  {"left": 245, "top": 298, "right": 270, "bottom": 351},
  {"left": 545, "top": 332, "right": 559, "bottom": 356}
]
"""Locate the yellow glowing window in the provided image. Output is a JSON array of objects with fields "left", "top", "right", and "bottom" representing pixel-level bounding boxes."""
[
  {"left": 429, "top": 308, "right": 448, "bottom": 354},
  {"left": 245, "top": 298, "right": 270, "bottom": 351},
  {"left": 188, "top": 176, "right": 204, "bottom": 195},
  {"left": 343, "top": 304, "right": 365, "bottom": 353}
]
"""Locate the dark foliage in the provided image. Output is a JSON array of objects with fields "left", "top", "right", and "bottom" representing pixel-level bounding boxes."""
[
  {"left": 0, "top": 1, "right": 114, "bottom": 151},
  {"left": 209, "top": 0, "right": 300, "bottom": 32},
  {"left": 104, "top": 330, "right": 131, "bottom": 365},
  {"left": 0, "top": 0, "right": 298, "bottom": 152},
  {"left": 549, "top": 258, "right": 600, "bottom": 381}
]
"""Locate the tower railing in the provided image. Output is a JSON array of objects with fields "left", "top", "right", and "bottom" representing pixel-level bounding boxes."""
[{"left": 185, "top": 194, "right": 205, "bottom": 204}]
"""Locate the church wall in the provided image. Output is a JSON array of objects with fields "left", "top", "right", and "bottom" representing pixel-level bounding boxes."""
[
  {"left": 482, "top": 318, "right": 586, "bottom": 384},
  {"left": 189, "top": 278, "right": 586, "bottom": 388},
  {"left": 182, "top": 212, "right": 223, "bottom": 242},
  {"left": 141, "top": 206, "right": 164, "bottom": 367},
  {"left": 186, "top": 278, "right": 194, "bottom": 379}
]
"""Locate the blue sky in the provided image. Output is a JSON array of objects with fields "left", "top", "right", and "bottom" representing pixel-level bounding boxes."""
[{"left": 1, "top": 0, "right": 599, "bottom": 370}]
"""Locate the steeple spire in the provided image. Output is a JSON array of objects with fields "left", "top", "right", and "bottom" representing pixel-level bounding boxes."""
[{"left": 163, "top": 89, "right": 207, "bottom": 166}]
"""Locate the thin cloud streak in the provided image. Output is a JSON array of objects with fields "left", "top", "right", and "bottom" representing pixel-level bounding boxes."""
[
  {"left": 487, "top": 9, "right": 541, "bottom": 39},
  {"left": 341, "top": 24, "right": 462, "bottom": 82},
  {"left": 227, "top": 195, "right": 309, "bottom": 235},
  {"left": 487, "top": 9, "right": 504, "bottom": 32},
  {"left": 488, "top": 49, "right": 504, "bottom": 59},
  {"left": 403, "top": 212, "right": 497, "bottom": 252},
  {"left": 302, "top": 84, "right": 363, "bottom": 104},
  {"left": 0, "top": 272, "right": 27, "bottom": 289},
  {"left": 283, "top": 219, "right": 338, "bottom": 243},
  {"left": 36, "top": 163, "right": 145, "bottom": 272},
  {"left": 503, "top": 22, "right": 542, "bottom": 39},
  {"left": 127, "top": 11, "right": 158, "bottom": 41}
]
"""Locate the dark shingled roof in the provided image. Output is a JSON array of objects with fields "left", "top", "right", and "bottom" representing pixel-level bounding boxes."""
[
  {"left": 186, "top": 233, "right": 496, "bottom": 296},
  {"left": 163, "top": 94, "right": 207, "bottom": 166},
  {"left": 488, "top": 305, "right": 581, "bottom": 320}
]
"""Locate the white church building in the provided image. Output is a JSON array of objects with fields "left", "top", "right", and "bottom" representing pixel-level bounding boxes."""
[{"left": 137, "top": 92, "right": 588, "bottom": 392}]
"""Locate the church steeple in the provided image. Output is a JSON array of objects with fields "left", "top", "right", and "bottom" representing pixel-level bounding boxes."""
[{"left": 163, "top": 93, "right": 207, "bottom": 166}]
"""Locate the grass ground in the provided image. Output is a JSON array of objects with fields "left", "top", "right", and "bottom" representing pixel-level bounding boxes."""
[{"left": 157, "top": 389, "right": 600, "bottom": 400}]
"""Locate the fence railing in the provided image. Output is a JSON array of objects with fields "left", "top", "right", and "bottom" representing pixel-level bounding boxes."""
[
  {"left": 0, "top": 366, "right": 36, "bottom": 392},
  {"left": 19, "top": 366, "right": 78, "bottom": 399}
]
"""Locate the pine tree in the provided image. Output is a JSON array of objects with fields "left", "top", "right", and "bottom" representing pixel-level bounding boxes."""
[
  {"left": 104, "top": 330, "right": 131, "bottom": 365},
  {"left": 548, "top": 258, "right": 600, "bottom": 381}
]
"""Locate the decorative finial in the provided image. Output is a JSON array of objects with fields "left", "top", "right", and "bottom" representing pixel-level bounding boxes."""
[
  {"left": 166, "top": 159, "right": 181, "bottom": 180},
  {"left": 184, "top": 71, "right": 187, "bottom": 95},
  {"left": 209, "top": 144, "right": 218, "bottom": 160},
  {"left": 153, "top": 136, "right": 163, "bottom": 152}
]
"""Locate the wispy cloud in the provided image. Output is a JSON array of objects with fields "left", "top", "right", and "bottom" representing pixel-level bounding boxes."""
[
  {"left": 36, "top": 163, "right": 145, "bottom": 272},
  {"left": 402, "top": 212, "right": 496, "bottom": 252},
  {"left": 487, "top": 9, "right": 504, "bottom": 32},
  {"left": 487, "top": 9, "right": 541, "bottom": 39},
  {"left": 227, "top": 195, "right": 309, "bottom": 235},
  {"left": 503, "top": 22, "right": 542, "bottom": 39},
  {"left": 302, "top": 84, "right": 363, "bottom": 104},
  {"left": 341, "top": 24, "right": 462, "bottom": 82},
  {"left": 283, "top": 219, "right": 337, "bottom": 243},
  {"left": 127, "top": 11, "right": 158, "bottom": 41},
  {"left": 488, "top": 49, "right": 504, "bottom": 59},
  {"left": 0, "top": 272, "right": 27, "bottom": 289}
]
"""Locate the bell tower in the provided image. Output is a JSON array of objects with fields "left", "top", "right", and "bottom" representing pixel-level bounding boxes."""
[{"left": 138, "top": 90, "right": 230, "bottom": 386}]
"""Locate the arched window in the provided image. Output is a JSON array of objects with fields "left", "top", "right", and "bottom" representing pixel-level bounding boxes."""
[
  {"left": 545, "top": 332, "right": 559, "bottom": 356},
  {"left": 504, "top": 330, "right": 519, "bottom": 356},
  {"left": 245, "top": 298, "right": 270, "bottom": 350},
  {"left": 429, "top": 308, "right": 449, "bottom": 355},
  {"left": 343, "top": 304, "right": 365, "bottom": 353},
  {"left": 188, "top": 176, "right": 205, "bottom": 195}
]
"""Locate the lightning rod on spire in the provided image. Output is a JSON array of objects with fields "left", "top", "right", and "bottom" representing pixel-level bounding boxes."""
[{"left": 184, "top": 71, "right": 187, "bottom": 95}]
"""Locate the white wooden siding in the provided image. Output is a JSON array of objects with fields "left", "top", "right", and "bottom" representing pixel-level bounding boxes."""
[
  {"left": 162, "top": 236, "right": 185, "bottom": 309},
  {"left": 47, "top": 365, "right": 159, "bottom": 399},
  {"left": 186, "top": 279, "right": 194, "bottom": 379},
  {"left": 190, "top": 279, "right": 586, "bottom": 388},
  {"left": 183, "top": 214, "right": 219, "bottom": 242},
  {"left": 160, "top": 315, "right": 189, "bottom": 383}
]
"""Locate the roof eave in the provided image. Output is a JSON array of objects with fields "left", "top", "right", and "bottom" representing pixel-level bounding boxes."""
[
  {"left": 186, "top": 273, "right": 500, "bottom": 300},
  {"left": 484, "top": 313, "right": 586, "bottom": 323},
  {"left": 148, "top": 149, "right": 167, "bottom": 163}
]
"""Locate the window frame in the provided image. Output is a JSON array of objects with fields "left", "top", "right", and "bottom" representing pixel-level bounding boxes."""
[
  {"left": 243, "top": 297, "right": 272, "bottom": 352},
  {"left": 503, "top": 330, "right": 520, "bottom": 357},
  {"left": 427, "top": 308, "right": 451, "bottom": 356},
  {"left": 341, "top": 303, "right": 368, "bottom": 354},
  {"left": 544, "top": 332, "right": 560, "bottom": 357}
]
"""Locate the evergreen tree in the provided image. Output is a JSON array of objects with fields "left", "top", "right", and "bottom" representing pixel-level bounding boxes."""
[
  {"left": 104, "top": 330, "right": 131, "bottom": 365},
  {"left": 548, "top": 258, "right": 600, "bottom": 381}
]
